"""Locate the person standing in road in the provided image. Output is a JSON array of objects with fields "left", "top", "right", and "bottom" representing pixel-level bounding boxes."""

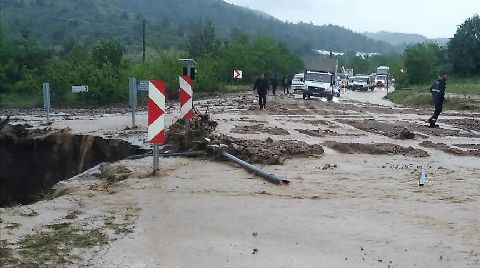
[
  {"left": 254, "top": 73, "right": 269, "bottom": 110},
  {"left": 270, "top": 75, "right": 278, "bottom": 96},
  {"left": 282, "top": 76, "right": 290, "bottom": 94},
  {"left": 427, "top": 71, "right": 449, "bottom": 128}
]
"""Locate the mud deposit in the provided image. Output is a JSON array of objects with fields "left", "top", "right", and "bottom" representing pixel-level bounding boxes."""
[
  {"left": 295, "top": 129, "right": 360, "bottom": 137},
  {"left": 455, "top": 144, "right": 480, "bottom": 150},
  {"left": 420, "top": 141, "right": 480, "bottom": 157},
  {"left": 166, "top": 114, "right": 218, "bottom": 151},
  {"left": 324, "top": 141, "right": 429, "bottom": 157},
  {"left": 443, "top": 118, "right": 480, "bottom": 132},
  {"left": 0, "top": 124, "right": 141, "bottom": 206},
  {"left": 339, "top": 119, "right": 479, "bottom": 139},
  {"left": 212, "top": 136, "right": 324, "bottom": 165},
  {"left": 338, "top": 119, "right": 416, "bottom": 139},
  {"left": 231, "top": 124, "right": 290, "bottom": 136}
]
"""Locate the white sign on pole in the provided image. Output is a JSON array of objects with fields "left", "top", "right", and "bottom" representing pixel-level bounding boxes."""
[
  {"left": 72, "top": 85, "right": 89, "bottom": 93},
  {"left": 137, "top": 80, "right": 150, "bottom": 91},
  {"left": 233, "top": 70, "right": 243, "bottom": 79}
]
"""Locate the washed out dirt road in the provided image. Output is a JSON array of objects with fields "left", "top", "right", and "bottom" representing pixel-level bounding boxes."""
[{"left": 1, "top": 88, "right": 479, "bottom": 267}]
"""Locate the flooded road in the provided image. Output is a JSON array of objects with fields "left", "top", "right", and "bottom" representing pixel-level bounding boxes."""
[{"left": 1, "top": 89, "right": 479, "bottom": 267}]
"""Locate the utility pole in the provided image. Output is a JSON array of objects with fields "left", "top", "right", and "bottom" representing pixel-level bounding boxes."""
[{"left": 142, "top": 19, "right": 146, "bottom": 63}]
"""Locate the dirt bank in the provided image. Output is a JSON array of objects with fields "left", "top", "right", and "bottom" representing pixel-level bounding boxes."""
[{"left": 0, "top": 124, "right": 142, "bottom": 206}]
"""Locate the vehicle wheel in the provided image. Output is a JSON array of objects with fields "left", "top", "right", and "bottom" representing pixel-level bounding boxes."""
[
  {"left": 303, "top": 94, "right": 307, "bottom": 99},
  {"left": 327, "top": 95, "right": 333, "bottom": 101}
]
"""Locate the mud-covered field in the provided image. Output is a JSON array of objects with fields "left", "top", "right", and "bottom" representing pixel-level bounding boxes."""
[{"left": 1, "top": 89, "right": 479, "bottom": 267}]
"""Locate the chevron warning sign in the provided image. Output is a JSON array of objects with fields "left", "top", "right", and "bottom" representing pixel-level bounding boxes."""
[
  {"left": 148, "top": 80, "right": 166, "bottom": 144},
  {"left": 179, "top": 75, "right": 193, "bottom": 120}
]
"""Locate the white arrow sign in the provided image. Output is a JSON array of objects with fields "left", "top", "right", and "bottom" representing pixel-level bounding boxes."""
[{"left": 233, "top": 70, "right": 243, "bottom": 79}]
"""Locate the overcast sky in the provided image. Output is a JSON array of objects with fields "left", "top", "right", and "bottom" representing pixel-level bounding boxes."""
[{"left": 224, "top": 0, "right": 479, "bottom": 38}]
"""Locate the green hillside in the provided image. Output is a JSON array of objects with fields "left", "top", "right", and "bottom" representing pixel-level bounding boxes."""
[{"left": 0, "top": 0, "right": 396, "bottom": 54}]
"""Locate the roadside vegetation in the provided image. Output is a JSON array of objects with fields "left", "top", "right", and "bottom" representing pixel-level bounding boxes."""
[
  {"left": 0, "top": 19, "right": 302, "bottom": 108},
  {"left": 1, "top": 9, "right": 479, "bottom": 110},
  {"left": 387, "top": 87, "right": 480, "bottom": 112}
]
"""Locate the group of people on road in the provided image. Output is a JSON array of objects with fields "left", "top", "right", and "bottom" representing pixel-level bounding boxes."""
[
  {"left": 254, "top": 71, "right": 449, "bottom": 127},
  {"left": 253, "top": 74, "right": 292, "bottom": 110}
]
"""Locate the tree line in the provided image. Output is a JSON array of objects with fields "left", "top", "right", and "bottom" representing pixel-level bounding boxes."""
[
  {"left": 0, "top": 20, "right": 303, "bottom": 108},
  {"left": 336, "top": 15, "right": 480, "bottom": 88}
]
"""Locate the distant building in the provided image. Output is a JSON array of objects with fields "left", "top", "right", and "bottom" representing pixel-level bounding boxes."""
[{"left": 315, "top": 50, "right": 380, "bottom": 59}]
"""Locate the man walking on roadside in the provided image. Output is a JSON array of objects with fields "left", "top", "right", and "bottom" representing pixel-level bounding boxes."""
[
  {"left": 254, "top": 73, "right": 269, "bottom": 110},
  {"left": 427, "top": 71, "right": 449, "bottom": 128}
]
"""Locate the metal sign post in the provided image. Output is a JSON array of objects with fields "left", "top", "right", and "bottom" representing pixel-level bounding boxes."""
[
  {"left": 152, "top": 145, "right": 160, "bottom": 171},
  {"left": 129, "top": 77, "right": 137, "bottom": 127},
  {"left": 148, "top": 80, "right": 166, "bottom": 173},
  {"left": 42, "top": 83, "right": 51, "bottom": 123}
]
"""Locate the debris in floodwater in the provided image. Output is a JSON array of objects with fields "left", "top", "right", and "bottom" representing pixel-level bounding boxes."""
[
  {"left": 165, "top": 114, "right": 324, "bottom": 165},
  {"left": 210, "top": 135, "right": 324, "bottom": 165},
  {"left": 165, "top": 114, "right": 218, "bottom": 151},
  {"left": 397, "top": 128, "right": 415, "bottom": 140},
  {"left": 419, "top": 167, "right": 427, "bottom": 186}
]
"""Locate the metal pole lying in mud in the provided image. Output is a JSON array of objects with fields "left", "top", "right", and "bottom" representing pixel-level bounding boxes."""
[{"left": 223, "top": 152, "right": 289, "bottom": 185}]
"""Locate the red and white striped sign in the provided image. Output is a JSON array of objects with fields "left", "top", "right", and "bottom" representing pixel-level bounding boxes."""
[
  {"left": 179, "top": 75, "right": 193, "bottom": 120},
  {"left": 148, "top": 80, "right": 166, "bottom": 144}
]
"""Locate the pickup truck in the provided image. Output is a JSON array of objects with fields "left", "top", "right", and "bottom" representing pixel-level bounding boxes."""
[{"left": 302, "top": 56, "right": 338, "bottom": 101}]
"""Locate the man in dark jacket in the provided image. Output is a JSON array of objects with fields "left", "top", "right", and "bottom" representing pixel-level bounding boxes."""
[
  {"left": 282, "top": 76, "right": 290, "bottom": 94},
  {"left": 270, "top": 75, "right": 278, "bottom": 96},
  {"left": 427, "top": 72, "right": 449, "bottom": 127},
  {"left": 254, "top": 73, "right": 269, "bottom": 110}
]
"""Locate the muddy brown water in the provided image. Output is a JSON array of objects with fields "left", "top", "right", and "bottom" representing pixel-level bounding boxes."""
[{"left": 0, "top": 125, "right": 143, "bottom": 206}]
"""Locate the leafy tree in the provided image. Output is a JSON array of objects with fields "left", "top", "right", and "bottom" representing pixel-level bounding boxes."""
[
  {"left": 449, "top": 15, "right": 480, "bottom": 75},
  {"left": 403, "top": 43, "right": 440, "bottom": 84},
  {"left": 92, "top": 38, "right": 125, "bottom": 68}
]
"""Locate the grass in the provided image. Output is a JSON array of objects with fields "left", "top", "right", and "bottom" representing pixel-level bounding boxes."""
[
  {"left": 0, "top": 210, "right": 140, "bottom": 266},
  {"left": 17, "top": 224, "right": 109, "bottom": 266},
  {"left": 0, "top": 93, "right": 43, "bottom": 109},
  {"left": 446, "top": 77, "right": 480, "bottom": 95},
  {"left": 0, "top": 221, "right": 109, "bottom": 266},
  {"left": 388, "top": 77, "right": 480, "bottom": 111}
]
